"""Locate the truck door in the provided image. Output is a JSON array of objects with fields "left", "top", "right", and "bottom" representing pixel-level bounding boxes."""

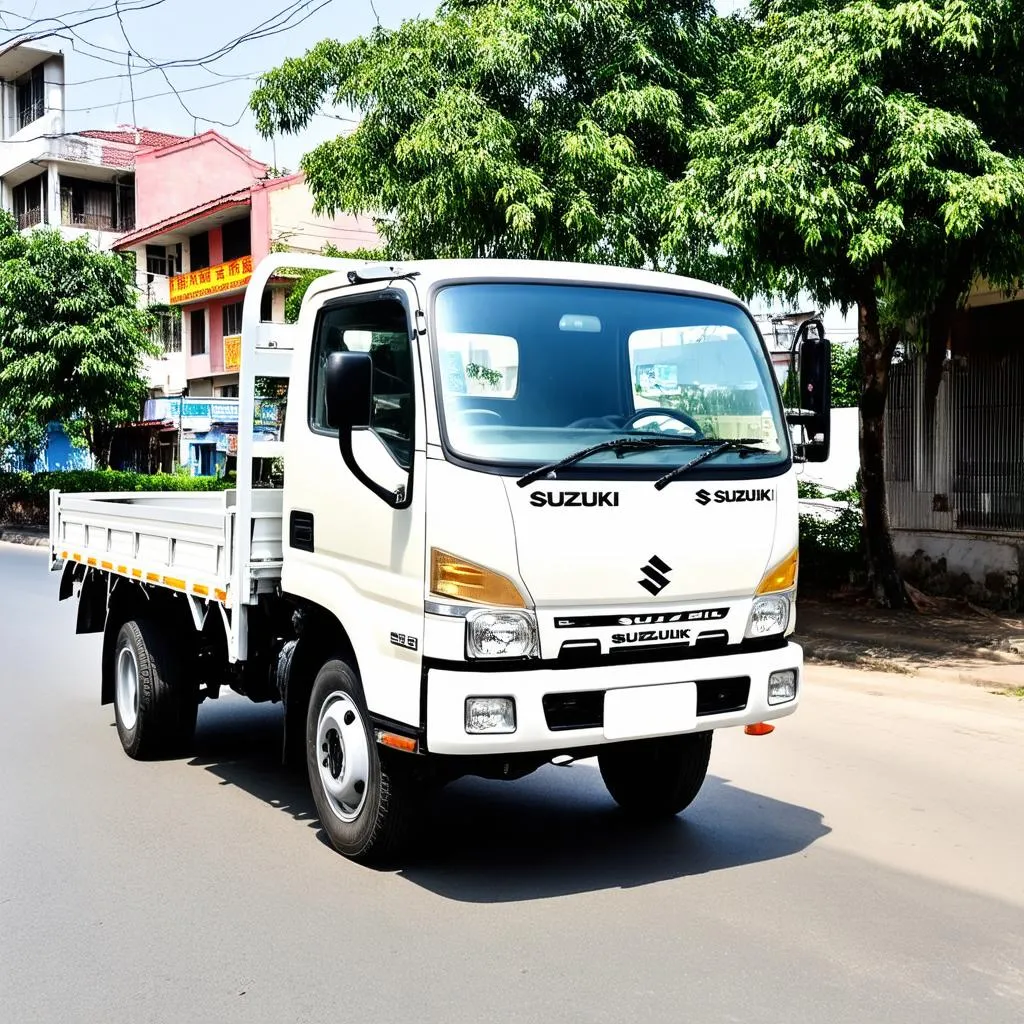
[{"left": 282, "top": 285, "right": 426, "bottom": 730}]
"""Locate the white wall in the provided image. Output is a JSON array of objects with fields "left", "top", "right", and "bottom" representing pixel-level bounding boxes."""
[
  {"left": 797, "top": 406, "right": 859, "bottom": 493},
  {"left": 268, "top": 179, "right": 378, "bottom": 254}
]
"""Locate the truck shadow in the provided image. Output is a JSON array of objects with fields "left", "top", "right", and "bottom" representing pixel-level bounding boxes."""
[{"left": 189, "top": 698, "right": 831, "bottom": 903}]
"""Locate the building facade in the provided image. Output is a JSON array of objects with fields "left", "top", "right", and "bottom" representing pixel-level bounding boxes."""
[
  {"left": 113, "top": 132, "right": 377, "bottom": 472},
  {"left": 884, "top": 286, "right": 1024, "bottom": 607},
  {"left": 0, "top": 42, "right": 185, "bottom": 247}
]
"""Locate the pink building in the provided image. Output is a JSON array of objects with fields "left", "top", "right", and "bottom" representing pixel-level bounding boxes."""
[{"left": 114, "top": 130, "right": 377, "bottom": 400}]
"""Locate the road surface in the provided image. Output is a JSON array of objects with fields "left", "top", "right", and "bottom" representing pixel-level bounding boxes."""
[{"left": 2, "top": 543, "right": 1022, "bottom": 1023}]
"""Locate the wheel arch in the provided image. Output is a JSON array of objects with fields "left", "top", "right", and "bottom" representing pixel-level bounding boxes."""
[
  {"left": 99, "top": 579, "right": 195, "bottom": 706},
  {"left": 280, "top": 600, "right": 360, "bottom": 764}
]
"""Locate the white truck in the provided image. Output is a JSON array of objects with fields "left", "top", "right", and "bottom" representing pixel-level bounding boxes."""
[{"left": 49, "top": 254, "right": 831, "bottom": 862}]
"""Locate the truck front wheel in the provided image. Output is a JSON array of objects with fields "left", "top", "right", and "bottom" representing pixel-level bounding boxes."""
[
  {"left": 598, "top": 731, "right": 713, "bottom": 818},
  {"left": 113, "top": 618, "right": 198, "bottom": 759},
  {"left": 306, "top": 657, "right": 419, "bottom": 862}
]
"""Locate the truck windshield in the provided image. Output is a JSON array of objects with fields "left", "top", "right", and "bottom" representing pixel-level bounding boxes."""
[{"left": 432, "top": 282, "right": 788, "bottom": 472}]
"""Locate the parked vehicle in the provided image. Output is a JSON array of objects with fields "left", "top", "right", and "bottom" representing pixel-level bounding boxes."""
[{"left": 50, "top": 254, "right": 831, "bottom": 861}]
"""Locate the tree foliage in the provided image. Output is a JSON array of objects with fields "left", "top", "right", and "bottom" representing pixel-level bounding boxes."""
[
  {"left": 282, "top": 244, "right": 385, "bottom": 324},
  {"left": 671, "top": 0, "right": 1024, "bottom": 606},
  {"left": 830, "top": 344, "right": 859, "bottom": 408},
  {"left": 252, "top": 0, "right": 1024, "bottom": 608},
  {"left": 252, "top": 0, "right": 725, "bottom": 268},
  {"left": 0, "top": 214, "right": 156, "bottom": 468}
]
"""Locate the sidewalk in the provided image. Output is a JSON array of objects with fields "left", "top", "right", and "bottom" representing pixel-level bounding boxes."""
[{"left": 797, "top": 598, "right": 1024, "bottom": 691}]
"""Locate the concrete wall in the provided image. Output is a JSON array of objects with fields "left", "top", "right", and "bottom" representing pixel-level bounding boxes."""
[
  {"left": 797, "top": 406, "right": 859, "bottom": 493},
  {"left": 135, "top": 134, "right": 265, "bottom": 228},
  {"left": 263, "top": 177, "right": 378, "bottom": 255},
  {"left": 894, "top": 530, "right": 1022, "bottom": 608}
]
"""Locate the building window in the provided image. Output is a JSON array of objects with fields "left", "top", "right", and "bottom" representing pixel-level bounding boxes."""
[
  {"left": 16, "top": 65, "right": 45, "bottom": 130},
  {"left": 146, "top": 244, "right": 178, "bottom": 277},
  {"left": 217, "top": 385, "right": 239, "bottom": 398},
  {"left": 221, "top": 215, "right": 251, "bottom": 262},
  {"left": 260, "top": 290, "right": 273, "bottom": 322},
  {"left": 311, "top": 297, "right": 414, "bottom": 467},
  {"left": 190, "top": 310, "right": 207, "bottom": 356},
  {"left": 12, "top": 176, "right": 43, "bottom": 231},
  {"left": 189, "top": 231, "right": 210, "bottom": 271},
  {"left": 151, "top": 310, "right": 181, "bottom": 354},
  {"left": 146, "top": 245, "right": 167, "bottom": 276},
  {"left": 222, "top": 301, "right": 243, "bottom": 336},
  {"left": 58, "top": 175, "right": 134, "bottom": 232}
]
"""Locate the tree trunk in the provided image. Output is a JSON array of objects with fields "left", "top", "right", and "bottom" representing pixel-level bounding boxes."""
[{"left": 857, "top": 293, "right": 910, "bottom": 609}]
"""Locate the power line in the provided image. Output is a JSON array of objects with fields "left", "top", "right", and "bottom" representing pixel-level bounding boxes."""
[
  {"left": 62, "top": 73, "right": 258, "bottom": 113},
  {"left": 0, "top": 0, "right": 166, "bottom": 46}
]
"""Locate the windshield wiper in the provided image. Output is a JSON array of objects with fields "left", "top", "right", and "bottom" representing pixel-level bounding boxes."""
[
  {"left": 516, "top": 436, "right": 761, "bottom": 488},
  {"left": 653, "top": 439, "right": 764, "bottom": 490}
]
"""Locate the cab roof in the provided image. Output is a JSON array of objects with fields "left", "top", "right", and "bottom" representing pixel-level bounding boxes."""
[{"left": 315, "top": 258, "right": 740, "bottom": 305}]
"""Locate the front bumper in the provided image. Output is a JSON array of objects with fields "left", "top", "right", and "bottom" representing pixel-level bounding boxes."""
[{"left": 425, "top": 641, "right": 802, "bottom": 755}]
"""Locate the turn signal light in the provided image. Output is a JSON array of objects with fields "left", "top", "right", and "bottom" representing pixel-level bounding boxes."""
[
  {"left": 745, "top": 723, "right": 775, "bottom": 736},
  {"left": 376, "top": 731, "right": 418, "bottom": 753},
  {"left": 756, "top": 548, "right": 798, "bottom": 594},
  {"left": 430, "top": 549, "right": 527, "bottom": 608}
]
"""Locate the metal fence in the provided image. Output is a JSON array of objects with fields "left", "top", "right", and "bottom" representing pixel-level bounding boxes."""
[{"left": 885, "top": 348, "right": 1024, "bottom": 535}]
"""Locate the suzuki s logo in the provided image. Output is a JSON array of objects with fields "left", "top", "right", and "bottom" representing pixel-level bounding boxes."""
[
  {"left": 696, "top": 488, "right": 775, "bottom": 506},
  {"left": 638, "top": 555, "right": 672, "bottom": 596}
]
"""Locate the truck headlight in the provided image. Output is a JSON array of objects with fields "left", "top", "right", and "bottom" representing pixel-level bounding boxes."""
[
  {"left": 745, "top": 595, "right": 791, "bottom": 638},
  {"left": 466, "top": 609, "right": 539, "bottom": 659}
]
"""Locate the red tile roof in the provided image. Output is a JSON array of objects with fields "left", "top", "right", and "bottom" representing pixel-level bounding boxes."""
[{"left": 78, "top": 128, "right": 188, "bottom": 149}]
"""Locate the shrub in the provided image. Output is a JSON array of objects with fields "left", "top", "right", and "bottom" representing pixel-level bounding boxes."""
[
  {"left": 798, "top": 481, "right": 864, "bottom": 590},
  {"left": 0, "top": 470, "right": 234, "bottom": 526}
]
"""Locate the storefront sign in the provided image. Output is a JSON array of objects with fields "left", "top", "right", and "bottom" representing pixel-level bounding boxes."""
[
  {"left": 169, "top": 256, "right": 253, "bottom": 305},
  {"left": 224, "top": 334, "right": 242, "bottom": 371}
]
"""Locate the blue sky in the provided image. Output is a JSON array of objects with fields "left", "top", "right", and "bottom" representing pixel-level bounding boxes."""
[
  {"left": 2, "top": 0, "right": 434, "bottom": 170},
  {"left": 4, "top": 1, "right": 746, "bottom": 173}
]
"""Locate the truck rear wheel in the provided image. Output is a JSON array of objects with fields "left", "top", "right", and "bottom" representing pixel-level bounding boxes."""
[
  {"left": 306, "top": 657, "right": 419, "bottom": 863},
  {"left": 113, "top": 618, "right": 198, "bottom": 759},
  {"left": 598, "top": 731, "right": 713, "bottom": 818}
]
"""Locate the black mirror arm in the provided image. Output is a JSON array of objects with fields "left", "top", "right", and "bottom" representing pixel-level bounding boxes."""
[{"left": 337, "top": 429, "right": 413, "bottom": 510}]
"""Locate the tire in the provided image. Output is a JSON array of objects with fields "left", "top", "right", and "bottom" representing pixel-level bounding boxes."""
[
  {"left": 598, "top": 731, "right": 713, "bottom": 818},
  {"left": 113, "top": 618, "right": 199, "bottom": 760},
  {"left": 306, "top": 657, "right": 420, "bottom": 863}
]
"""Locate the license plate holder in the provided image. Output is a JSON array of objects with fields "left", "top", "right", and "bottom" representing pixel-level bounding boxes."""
[{"left": 603, "top": 682, "right": 698, "bottom": 741}]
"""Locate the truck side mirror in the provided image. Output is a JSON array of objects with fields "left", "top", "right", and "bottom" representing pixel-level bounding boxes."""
[
  {"left": 785, "top": 319, "right": 832, "bottom": 463},
  {"left": 324, "top": 351, "right": 412, "bottom": 509},
  {"left": 325, "top": 351, "right": 371, "bottom": 430}
]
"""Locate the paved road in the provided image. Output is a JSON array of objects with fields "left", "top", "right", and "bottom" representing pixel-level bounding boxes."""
[{"left": 2, "top": 543, "right": 1023, "bottom": 1023}]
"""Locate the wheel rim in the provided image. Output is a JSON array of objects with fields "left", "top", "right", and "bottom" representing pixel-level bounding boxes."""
[
  {"left": 115, "top": 646, "right": 140, "bottom": 730},
  {"left": 316, "top": 691, "right": 371, "bottom": 823}
]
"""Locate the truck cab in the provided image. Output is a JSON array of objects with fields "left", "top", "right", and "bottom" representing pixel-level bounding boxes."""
[{"left": 51, "top": 254, "right": 830, "bottom": 862}]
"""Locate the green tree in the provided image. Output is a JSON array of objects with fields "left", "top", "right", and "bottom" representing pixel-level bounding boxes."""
[
  {"left": 672, "top": 0, "right": 1024, "bottom": 606},
  {"left": 251, "top": 0, "right": 726, "bottom": 269},
  {"left": 282, "top": 244, "right": 385, "bottom": 324},
  {"left": 0, "top": 405, "right": 45, "bottom": 470},
  {"left": 0, "top": 215, "right": 157, "bottom": 468},
  {"left": 830, "top": 344, "right": 859, "bottom": 409}
]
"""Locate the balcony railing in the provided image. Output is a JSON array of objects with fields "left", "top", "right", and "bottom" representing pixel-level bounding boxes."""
[
  {"left": 61, "top": 211, "right": 136, "bottom": 233},
  {"left": 16, "top": 208, "right": 43, "bottom": 231}
]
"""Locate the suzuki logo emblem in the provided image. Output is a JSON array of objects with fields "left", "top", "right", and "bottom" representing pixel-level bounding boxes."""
[
  {"left": 696, "top": 488, "right": 712, "bottom": 506},
  {"left": 638, "top": 555, "right": 672, "bottom": 596}
]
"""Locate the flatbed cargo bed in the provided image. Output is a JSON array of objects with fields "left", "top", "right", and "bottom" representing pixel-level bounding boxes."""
[{"left": 50, "top": 488, "right": 284, "bottom": 608}]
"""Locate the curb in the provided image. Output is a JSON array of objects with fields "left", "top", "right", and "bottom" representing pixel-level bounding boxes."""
[
  {"left": 802, "top": 639, "right": 1024, "bottom": 691},
  {"left": 0, "top": 530, "right": 49, "bottom": 547}
]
